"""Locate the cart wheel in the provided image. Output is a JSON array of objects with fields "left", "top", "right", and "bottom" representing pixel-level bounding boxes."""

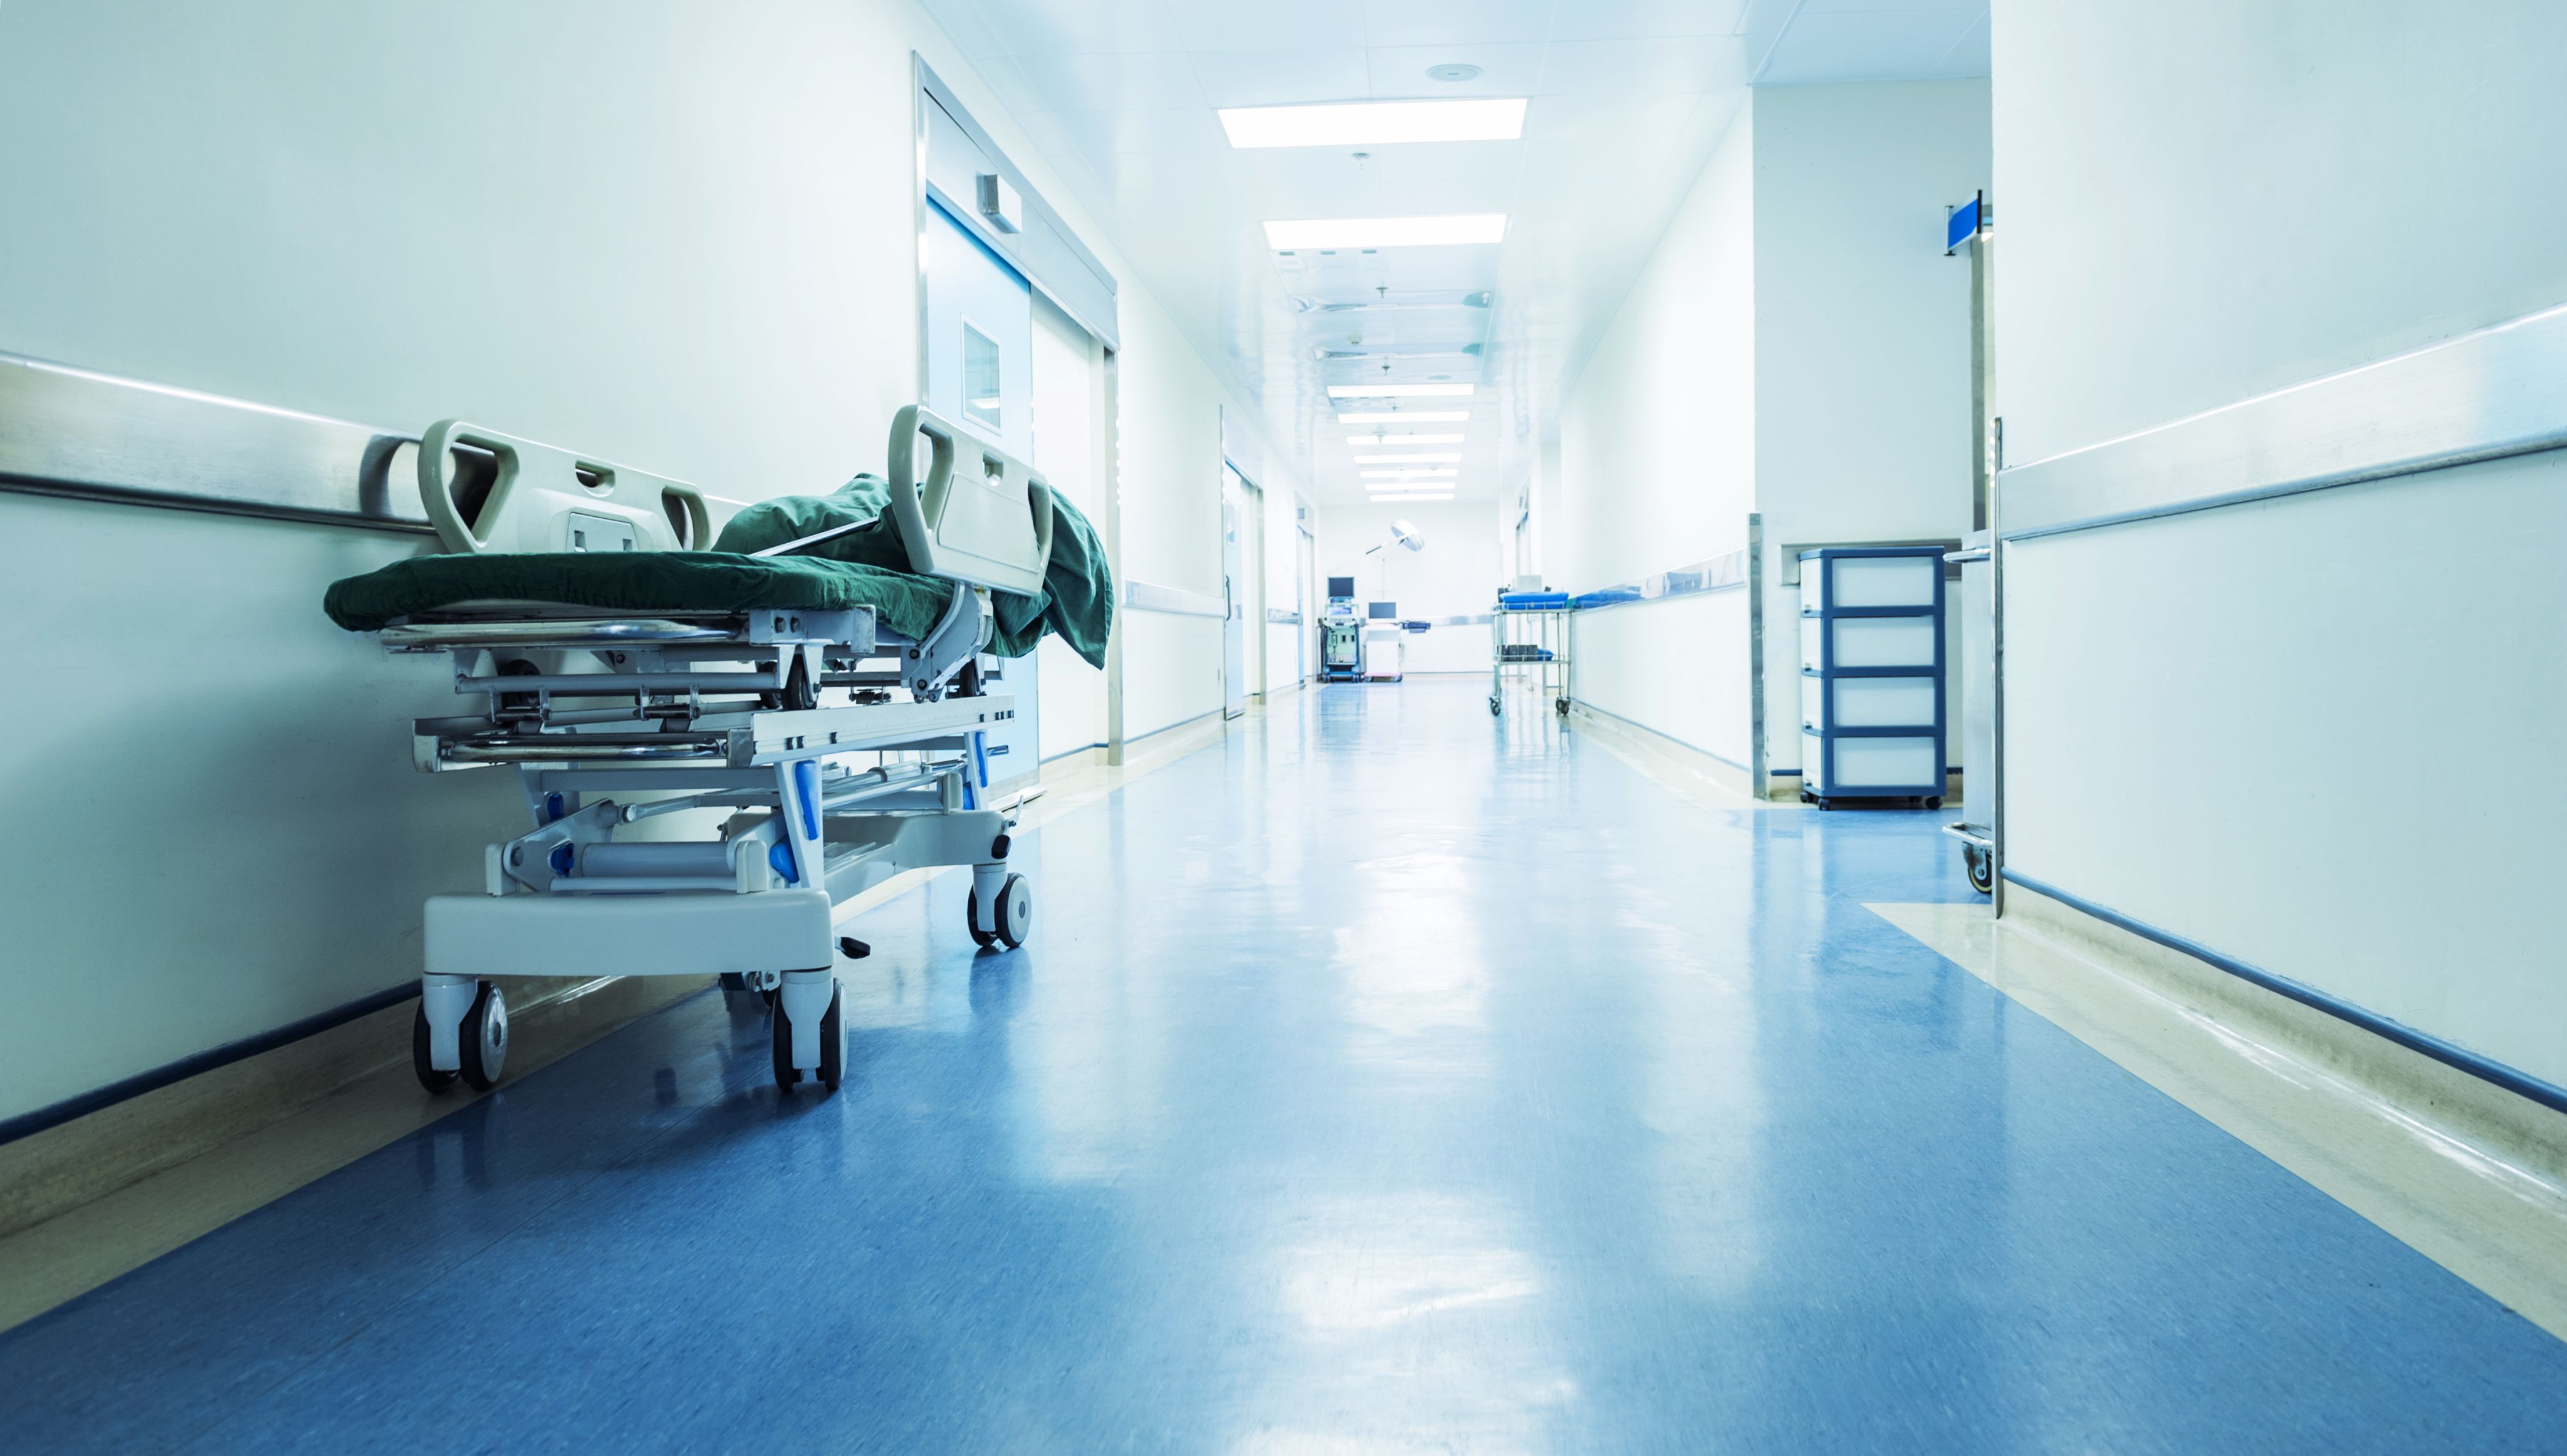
[
  {"left": 817, "top": 982, "right": 844, "bottom": 1091},
  {"left": 1965, "top": 845, "right": 1994, "bottom": 895},
  {"left": 771, "top": 992, "right": 800, "bottom": 1088},
  {"left": 1819, "top": 798, "right": 1836, "bottom": 811},
  {"left": 1554, "top": 697, "right": 1569, "bottom": 715},
  {"left": 1924, "top": 796, "right": 1943, "bottom": 811},
  {"left": 1801, "top": 789, "right": 1816, "bottom": 804},
  {"left": 769, "top": 654, "right": 817, "bottom": 712},
  {"left": 1488, "top": 695, "right": 1500, "bottom": 715},
  {"left": 459, "top": 981, "right": 508, "bottom": 1091},
  {"left": 994, "top": 874, "right": 1032, "bottom": 950},
  {"left": 966, "top": 889, "right": 999, "bottom": 949},
  {"left": 411, "top": 1004, "right": 458, "bottom": 1094}
]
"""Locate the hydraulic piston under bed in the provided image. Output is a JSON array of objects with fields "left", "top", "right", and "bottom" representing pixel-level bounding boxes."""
[{"left": 354, "top": 407, "right": 1059, "bottom": 1098}]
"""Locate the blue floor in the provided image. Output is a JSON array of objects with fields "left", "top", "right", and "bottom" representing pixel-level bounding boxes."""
[{"left": 8, "top": 678, "right": 2563, "bottom": 1452}]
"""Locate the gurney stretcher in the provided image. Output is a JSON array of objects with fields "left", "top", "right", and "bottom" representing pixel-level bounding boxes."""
[{"left": 331, "top": 406, "right": 1083, "bottom": 1096}]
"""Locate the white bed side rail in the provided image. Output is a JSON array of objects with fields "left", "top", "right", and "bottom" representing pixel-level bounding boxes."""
[
  {"left": 417, "top": 419, "right": 712, "bottom": 555},
  {"left": 882, "top": 405, "right": 1054, "bottom": 596}
]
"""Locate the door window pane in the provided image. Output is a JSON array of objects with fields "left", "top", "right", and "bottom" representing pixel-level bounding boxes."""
[{"left": 963, "top": 321, "right": 1003, "bottom": 433}]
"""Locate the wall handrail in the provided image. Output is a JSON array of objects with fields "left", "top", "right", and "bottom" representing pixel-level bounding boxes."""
[
  {"left": 1123, "top": 579, "right": 1226, "bottom": 618},
  {"left": 1569, "top": 546, "right": 1749, "bottom": 611},
  {"left": 2000, "top": 299, "right": 2567, "bottom": 542},
  {"left": 0, "top": 350, "right": 432, "bottom": 534}
]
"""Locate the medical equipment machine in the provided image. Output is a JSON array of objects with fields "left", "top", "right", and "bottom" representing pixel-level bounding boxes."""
[
  {"left": 1798, "top": 546, "right": 1947, "bottom": 811},
  {"left": 1490, "top": 582, "right": 1574, "bottom": 716},
  {"left": 334, "top": 406, "right": 1080, "bottom": 1096},
  {"left": 1320, "top": 575, "right": 1362, "bottom": 682}
]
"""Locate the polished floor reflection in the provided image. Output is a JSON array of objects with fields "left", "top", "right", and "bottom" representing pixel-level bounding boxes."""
[{"left": 6, "top": 679, "right": 2563, "bottom": 1453}]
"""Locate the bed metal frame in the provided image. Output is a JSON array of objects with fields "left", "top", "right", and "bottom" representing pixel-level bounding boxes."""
[{"left": 375, "top": 405, "right": 1052, "bottom": 1095}]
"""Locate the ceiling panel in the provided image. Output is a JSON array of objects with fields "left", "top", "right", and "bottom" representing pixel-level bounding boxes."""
[
  {"left": 1550, "top": 0, "right": 1755, "bottom": 42},
  {"left": 1011, "top": 50, "right": 1206, "bottom": 112},
  {"left": 1188, "top": 48, "right": 1372, "bottom": 109},
  {"left": 1161, "top": 0, "right": 1371, "bottom": 53},
  {"left": 1537, "top": 36, "right": 1752, "bottom": 96},
  {"left": 1356, "top": 0, "right": 1559, "bottom": 49},
  {"left": 966, "top": 0, "right": 1185, "bottom": 56},
  {"left": 1362, "top": 44, "right": 1550, "bottom": 98}
]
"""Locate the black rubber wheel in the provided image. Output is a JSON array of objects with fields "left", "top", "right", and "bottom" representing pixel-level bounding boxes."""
[
  {"left": 769, "top": 653, "right": 817, "bottom": 712},
  {"left": 1488, "top": 695, "right": 1500, "bottom": 715},
  {"left": 994, "top": 873, "right": 1032, "bottom": 950},
  {"left": 459, "top": 982, "right": 508, "bottom": 1091},
  {"left": 1819, "top": 798, "right": 1836, "bottom": 811},
  {"left": 1965, "top": 845, "right": 1994, "bottom": 895},
  {"left": 1924, "top": 795, "right": 1943, "bottom": 811},
  {"left": 771, "top": 990, "right": 800, "bottom": 1089},
  {"left": 411, "top": 1003, "right": 458, "bottom": 1093},
  {"left": 1554, "top": 697, "right": 1569, "bottom": 715},
  {"left": 817, "top": 982, "right": 844, "bottom": 1091},
  {"left": 966, "top": 889, "right": 1000, "bottom": 949}
]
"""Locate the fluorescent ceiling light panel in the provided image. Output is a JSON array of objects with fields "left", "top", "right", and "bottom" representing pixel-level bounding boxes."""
[
  {"left": 1337, "top": 410, "right": 1468, "bottom": 424},
  {"left": 1354, "top": 452, "right": 1463, "bottom": 464},
  {"left": 1361, "top": 468, "right": 1458, "bottom": 479},
  {"left": 1326, "top": 383, "right": 1476, "bottom": 398},
  {"left": 1368, "top": 492, "right": 1455, "bottom": 502},
  {"left": 1345, "top": 433, "right": 1465, "bottom": 445},
  {"left": 1221, "top": 98, "right": 1527, "bottom": 148},
  {"left": 1268, "top": 216, "right": 1506, "bottom": 250}
]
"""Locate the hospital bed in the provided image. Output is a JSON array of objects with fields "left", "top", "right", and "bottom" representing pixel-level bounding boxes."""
[{"left": 328, "top": 407, "right": 1072, "bottom": 1096}]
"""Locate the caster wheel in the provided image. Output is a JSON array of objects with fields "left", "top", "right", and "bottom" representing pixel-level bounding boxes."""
[
  {"left": 994, "top": 873, "right": 1032, "bottom": 950},
  {"left": 1924, "top": 796, "right": 1943, "bottom": 811},
  {"left": 1554, "top": 697, "right": 1569, "bottom": 715},
  {"left": 459, "top": 982, "right": 508, "bottom": 1091},
  {"left": 1965, "top": 845, "right": 1994, "bottom": 895},
  {"left": 818, "top": 982, "right": 844, "bottom": 1092},
  {"left": 1800, "top": 789, "right": 1816, "bottom": 804},
  {"left": 411, "top": 1004, "right": 457, "bottom": 1094},
  {"left": 970, "top": 874, "right": 1033, "bottom": 950},
  {"left": 1819, "top": 798, "right": 1836, "bottom": 811},
  {"left": 1488, "top": 695, "right": 1500, "bottom": 715},
  {"left": 771, "top": 992, "right": 800, "bottom": 1089}
]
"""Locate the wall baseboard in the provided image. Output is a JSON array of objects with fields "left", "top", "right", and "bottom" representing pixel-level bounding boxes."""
[
  {"left": 2004, "top": 880, "right": 2567, "bottom": 1188},
  {"left": 0, "top": 974, "right": 706, "bottom": 1241},
  {"left": 1566, "top": 700, "right": 1757, "bottom": 802}
]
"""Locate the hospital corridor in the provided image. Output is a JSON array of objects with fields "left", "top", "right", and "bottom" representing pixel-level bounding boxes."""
[{"left": 3, "top": 3, "right": 2564, "bottom": 1453}]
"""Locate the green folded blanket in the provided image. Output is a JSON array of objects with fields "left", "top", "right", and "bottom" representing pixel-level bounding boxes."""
[
  {"left": 714, "top": 474, "right": 1112, "bottom": 668},
  {"left": 323, "top": 475, "right": 1112, "bottom": 667}
]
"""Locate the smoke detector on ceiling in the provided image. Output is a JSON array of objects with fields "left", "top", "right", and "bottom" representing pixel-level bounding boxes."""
[{"left": 1426, "top": 63, "right": 1482, "bottom": 83}]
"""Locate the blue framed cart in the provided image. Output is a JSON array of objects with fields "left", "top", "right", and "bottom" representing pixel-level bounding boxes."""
[{"left": 1797, "top": 546, "right": 1946, "bottom": 809}]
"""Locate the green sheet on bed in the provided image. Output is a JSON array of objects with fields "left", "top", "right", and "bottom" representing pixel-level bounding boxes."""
[
  {"left": 323, "top": 476, "right": 1113, "bottom": 666},
  {"left": 713, "top": 474, "right": 1112, "bottom": 667},
  {"left": 322, "top": 551, "right": 956, "bottom": 639}
]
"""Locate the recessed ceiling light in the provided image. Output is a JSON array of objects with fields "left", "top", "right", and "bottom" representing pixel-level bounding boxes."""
[
  {"left": 1327, "top": 383, "right": 1475, "bottom": 398},
  {"left": 1345, "top": 433, "right": 1465, "bottom": 445},
  {"left": 1220, "top": 98, "right": 1525, "bottom": 148},
  {"left": 1337, "top": 410, "right": 1469, "bottom": 424},
  {"left": 1267, "top": 216, "right": 1506, "bottom": 250},
  {"left": 1368, "top": 492, "right": 1455, "bottom": 502},
  {"left": 1354, "top": 452, "right": 1463, "bottom": 464},
  {"left": 1362, "top": 468, "right": 1458, "bottom": 479},
  {"left": 1426, "top": 63, "right": 1483, "bottom": 83}
]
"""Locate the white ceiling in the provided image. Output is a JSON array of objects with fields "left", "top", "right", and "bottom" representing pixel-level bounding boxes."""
[{"left": 921, "top": 0, "right": 1989, "bottom": 504}]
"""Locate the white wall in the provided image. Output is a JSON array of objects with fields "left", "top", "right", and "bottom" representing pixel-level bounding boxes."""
[
  {"left": 0, "top": 0, "right": 1273, "bottom": 1121},
  {"left": 1262, "top": 483, "right": 1309, "bottom": 694},
  {"left": 1552, "top": 106, "right": 1759, "bottom": 755},
  {"left": 1558, "top": 105, "right": 1757, "bottom": 597},
  {"left": 1752, "top": 80, "right": 1988, "bottom": 777},
  {"left": 1992, "top": 0, "right": 2567, "bottom": 1087},
  {"left": 1317, "top": 501, "right": 1500, "bottom": 675}
]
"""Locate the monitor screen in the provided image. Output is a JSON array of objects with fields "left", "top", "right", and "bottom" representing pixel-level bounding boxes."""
[
  {"left": 1367, "top": 601, "right": 1396, "bottom": 620},
  {"left": 1327, "top": 576, "right": 1356, "bottom": 598}
]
